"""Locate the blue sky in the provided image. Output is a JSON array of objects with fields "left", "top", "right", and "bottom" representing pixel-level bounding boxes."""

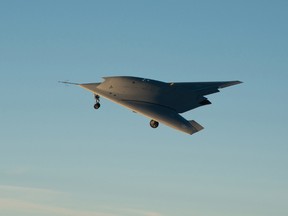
[{"left": 0, "top": 0, "right": 287, "bottom": 216}]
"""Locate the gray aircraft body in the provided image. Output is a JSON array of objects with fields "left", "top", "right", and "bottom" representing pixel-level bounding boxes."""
[{"left": 62, "top": 76, "right": 241, "bottom": 135}]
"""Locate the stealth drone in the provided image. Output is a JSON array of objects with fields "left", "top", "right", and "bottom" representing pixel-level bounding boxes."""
[{"left": 62, "top": 76, "right": 241, "bottom": 135}]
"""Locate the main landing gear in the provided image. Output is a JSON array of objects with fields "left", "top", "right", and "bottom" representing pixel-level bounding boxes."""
[
  {"left": 150, "top": 120, "right": 159, "bottom": 128},
  {"left": 94, "top": 94, "right": 101, "bottom": 109}
]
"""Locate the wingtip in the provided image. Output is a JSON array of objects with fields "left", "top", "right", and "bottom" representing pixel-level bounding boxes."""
[
  {"left": 231, "top": 80, "right": 243, "bottom": 86},
  {"left": 220, "top": 80, "right": 243, "bottom": 88},
  {"left": 189, "top": 120, "right": 204, "bottom": 135}
]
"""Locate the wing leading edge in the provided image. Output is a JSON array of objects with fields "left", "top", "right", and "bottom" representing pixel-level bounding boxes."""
[{"left": 120, "top": 100, "right": 203, "bottom": 135}]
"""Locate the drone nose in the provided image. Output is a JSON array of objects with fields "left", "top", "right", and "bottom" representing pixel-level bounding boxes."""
[{"left": 79, "top": 83, "right": 101, "bottom": 92}]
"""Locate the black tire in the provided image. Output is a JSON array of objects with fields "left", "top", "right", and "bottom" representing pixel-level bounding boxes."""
[
  {"left": 94, "top": 103, "right": 100, "bottom": 109},
  {"left": 150, "top": 120, "right": 159, "bottom": 128}
]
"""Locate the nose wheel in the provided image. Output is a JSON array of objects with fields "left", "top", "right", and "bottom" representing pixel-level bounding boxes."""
[
  {"left": 150, "top": 120, "right": 159, "bottom": 128},
  {"left": 94, "top": 94, "right": 101, "bottom": 109}
]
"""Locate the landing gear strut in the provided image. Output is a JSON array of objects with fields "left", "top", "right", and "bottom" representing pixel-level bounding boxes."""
[
  {"left": 94, "top": 94, "right": 101, "bottom": 109},
  {"left": 150, "top": 120, "right": 159, "bottom": 128}
]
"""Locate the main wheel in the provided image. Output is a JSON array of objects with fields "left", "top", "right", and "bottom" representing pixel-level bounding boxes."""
[
  {"left": 150, "top": 120, "right": 159, "bottom": 128},
  {"left": 94, "top": 103, "right": 101, "bottom": 109}
]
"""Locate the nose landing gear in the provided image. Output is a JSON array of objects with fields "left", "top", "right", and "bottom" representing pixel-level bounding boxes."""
[{"left": 94, "top": 94, "right": 101, "bottom": 109}]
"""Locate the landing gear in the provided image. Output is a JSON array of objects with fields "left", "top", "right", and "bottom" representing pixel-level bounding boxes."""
[
  {"left": 150, "top": 120, "right": 159, "bottom": 128},
  {"left": 94, "top": 94, "right": 101, "bottom": 109}
]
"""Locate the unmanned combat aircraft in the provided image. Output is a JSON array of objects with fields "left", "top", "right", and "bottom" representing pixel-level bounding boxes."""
[{"left": 61, "top": 76, "right": 241, "bottom": 135}]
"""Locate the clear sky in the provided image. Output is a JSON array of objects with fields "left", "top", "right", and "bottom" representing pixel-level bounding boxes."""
[{"left": 0, "top": 0, "right": 287, "bottom": 216}]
